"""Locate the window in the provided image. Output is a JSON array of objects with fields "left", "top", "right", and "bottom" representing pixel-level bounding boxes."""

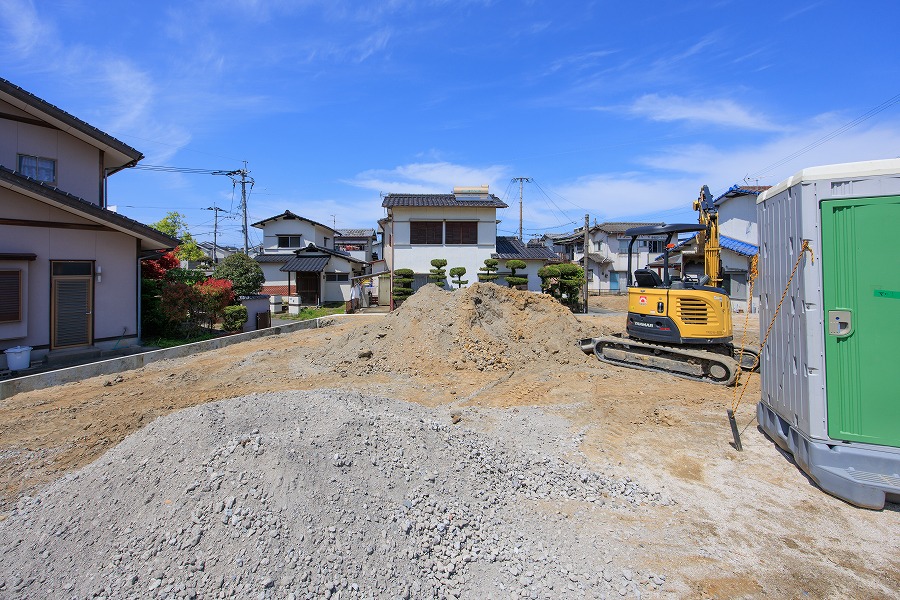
[
  {"left": 647, "top": 240, "right": 664, "bottom": 253},
  {"left": 0, "top": 270, "right": 22, "bottom": 323},
  {"left": 410, "top": 222, "right": 443, "bottom": 245},
  {"left": 277, "top": 236, "right": 302, "bottom": 248},
  {"left": 325, "top": 272, "right": 349, "bottom": 282},
  {"left": 18, "top": 154, "right": 56, "bottom": 184},
  {"left": 445, "top": 221, "right": 478, "bottom": 245}
]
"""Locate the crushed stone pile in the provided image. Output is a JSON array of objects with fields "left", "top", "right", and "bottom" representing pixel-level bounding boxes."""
[
  {"left": 0, "top": 390, "right": 671, "bottom": 600},
  {"left": 315, "top": 283, "right": 605, "bottom": 375}
]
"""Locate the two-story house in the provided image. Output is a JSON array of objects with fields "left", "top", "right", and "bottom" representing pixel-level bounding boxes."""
[
  {"left": 251, "top": 210, "right": 366, "bottom": 304},
  {"left": 335, "top": 228, "right": 378, "bottom": 263},
  {"left": 0, "top": 77, "right": 178, "bottom": 368},
  {"left": 380, "top": 185, "right": 508, "bottom": 294},
  {"left": 550, "top": 222, "right": 663, "bottom": 294}
]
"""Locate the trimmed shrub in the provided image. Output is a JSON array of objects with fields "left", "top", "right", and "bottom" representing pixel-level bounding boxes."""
[
  {"left": 392, "top": 268, "right": 415, "bottom": 303},
  {"left": 505, "top": 259, "right": 528, "bottom": 288},
  {"left": 428, "top": 259, "right": 447, "bottom": 288},
  {"left": 478, "top": 258, "right": 500, "bottom": 282},
  {"left": 449, "top": 266, "right": 468, "bottom": 289},
  {"left": 222, "top": 305, "right": 248, "bottom": 332}
]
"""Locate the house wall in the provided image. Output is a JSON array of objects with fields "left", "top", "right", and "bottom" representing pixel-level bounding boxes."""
[
  {"left": 257, "top": 218, "right": 334, "bottom": 253},
  {"left": 260, "top": 262, "right": 289, "bottom": 289},
  {"left": 386, "top": 206, "right": 498, "bottom": 287},
  {"left": 718, "top": 195, "right": 758, "bottom": 243},
  {"left": 495, "top": 261, "right": 544, "bottom": 292},
  {"left": 0, "top": 99, "right": 103, "bottom": 204},
  {"left": 0, "top": 190, "right": 139, "bottom": 357}
]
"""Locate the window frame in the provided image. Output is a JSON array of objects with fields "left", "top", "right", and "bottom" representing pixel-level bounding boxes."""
[
  {"left": 17, "top": 154, "right": 57, "bottom": 185},
  {"left": 409, "top": 221, "right": 444, "bottom": 245},
  {"left": 276, "top": 235, "right": 302, "bottom": 248},
  {"left": 445, "top": 221, "right": 478, "bottom": 245},
  {"left": 324, "top": 272, "right": 349, "bottom": 282},
  {"left": 0, "top": 269, "right": 22, "bottom": 323}
]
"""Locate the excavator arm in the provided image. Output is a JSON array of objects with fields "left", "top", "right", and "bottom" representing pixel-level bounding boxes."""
[{"left": 693, "top": 185, "right": 722, "bottom": 288}]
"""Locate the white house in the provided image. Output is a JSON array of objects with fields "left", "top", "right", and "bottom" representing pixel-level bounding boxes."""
[
  {"left": 380, "top": 185, "right": 508, "bottom": 293},
  {"left": 251, "top": 210, "right": 341, "bottom": 296},
  {"left": 0, "top": 76, "right": 178, "bottom": 369},
  {"left": 491, "top": 236, "right": 560, "bottom": 292},
  {"left": 251, "top": 210, "right": 367, "bottom": 304},
  {"left": 335, "top": 228, "right": 378, "bottom": 263},
  {"left": 549, "top": 222, "right": 663, "bottom": 294}
]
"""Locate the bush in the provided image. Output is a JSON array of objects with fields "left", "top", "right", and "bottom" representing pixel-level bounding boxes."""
[
  {"left": 222, "top": 305, "right": 248, "bottom": 332},
  {"left": 195, "top": 278, "right": 235, "bottom": 328},
  {"left": 505, "top": 259, "right": 528, "bottom": 288},
  {"left": 393, "top": 268, "right": 415, "bottom": 302},
  {"left": 478, "top": 258, "right": 500, "bottom": 282},
  {"left": 449, "top": 266, "right": 468, "bottom": 289},
  {"left": 212, "top": 253, "right": 265, "bottom": 297},
  {"left": 428, "top": 259, "right": 447, "bottom": 288}
]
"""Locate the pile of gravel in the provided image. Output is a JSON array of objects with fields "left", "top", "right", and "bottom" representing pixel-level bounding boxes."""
[{"left": 0, "top": 390, "right": 672, "bottom": 599}]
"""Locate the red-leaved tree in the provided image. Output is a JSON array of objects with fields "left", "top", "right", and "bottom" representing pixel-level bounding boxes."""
[
  {"left": 194, "top": 278, "right": 235, "bottom": 328},
  {"left": 142, "top": 250, "right": 180, "bottom": 280}
]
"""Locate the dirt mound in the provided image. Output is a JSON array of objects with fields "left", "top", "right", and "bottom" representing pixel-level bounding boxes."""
[{"left": 314, "top": 283, "right": 602, "bottom": 374}]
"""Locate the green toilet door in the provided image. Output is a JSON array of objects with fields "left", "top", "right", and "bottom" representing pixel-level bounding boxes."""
[{"left": 821, "top": 195, "right": 900, "bottom": 447}]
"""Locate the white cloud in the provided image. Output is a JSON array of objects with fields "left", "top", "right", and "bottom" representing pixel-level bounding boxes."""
[
  {"left": 538, "top": 118, "right": 900, "bottom": 227},
  {"left": 346, "top": 161, "right": 511, "bottom": 194},
  {"left": 626, "top": 94, "right": 779, "bottom": 131}
]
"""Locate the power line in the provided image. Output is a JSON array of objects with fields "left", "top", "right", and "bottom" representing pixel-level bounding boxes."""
[
  {"left": 130, "top": 164, "right": 241, "bottom": 176},
  {"left": 747, "top": 92, "right": 900, "bottom": 180}
]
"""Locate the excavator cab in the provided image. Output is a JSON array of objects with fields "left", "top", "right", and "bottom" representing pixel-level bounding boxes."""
[{"left": 623, "top": 223, "right": 733, "bottom": 346}]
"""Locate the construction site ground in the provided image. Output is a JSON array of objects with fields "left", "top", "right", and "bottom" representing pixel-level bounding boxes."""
[{"left": 0, "top": 284, "right": 897, "bottom": 599}]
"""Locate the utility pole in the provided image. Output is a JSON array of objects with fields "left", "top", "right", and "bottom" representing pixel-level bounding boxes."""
[
  {"left": 230, "top": 161, "right": 254, "bottom": 254},
  {"left": 583, "top": 213, "right": 590, "bottom": 314},
  {"left": 511, "top": 177, "right": 532, "bottom": 240},
  {"left": 204, "top": 205, "right": 227, "bottom": 263}
]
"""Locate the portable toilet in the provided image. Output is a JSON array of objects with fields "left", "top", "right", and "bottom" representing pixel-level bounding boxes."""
[{"left": 756, "top": 158, "right": 900, "bottom": 509}]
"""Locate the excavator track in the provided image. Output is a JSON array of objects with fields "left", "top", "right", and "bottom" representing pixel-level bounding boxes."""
[{"left": 580, "top": 335, "right": 740, "bottom": 386}]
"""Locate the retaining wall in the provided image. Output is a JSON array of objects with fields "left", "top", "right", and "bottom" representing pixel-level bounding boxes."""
[{"left": 0, "top": 316, "right": 356, "bottom": 400}]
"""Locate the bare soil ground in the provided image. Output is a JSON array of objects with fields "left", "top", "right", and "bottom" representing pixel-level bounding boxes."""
[{"left": 1, "top": 284, "right": 897, "bottom": 598}]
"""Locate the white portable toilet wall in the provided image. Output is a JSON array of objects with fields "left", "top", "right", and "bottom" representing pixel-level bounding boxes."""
[{"left": 756, "top": 158, "right": 900, "bottom": 509}]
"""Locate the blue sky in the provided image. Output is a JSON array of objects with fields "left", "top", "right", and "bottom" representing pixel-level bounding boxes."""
[{"left": 4, "top": 0, "right": 899, "bottom": 248}]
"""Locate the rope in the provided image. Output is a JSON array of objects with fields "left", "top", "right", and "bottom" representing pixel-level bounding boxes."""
[{"left": 731, "top": 240, "right": 815, "bottom": 413}]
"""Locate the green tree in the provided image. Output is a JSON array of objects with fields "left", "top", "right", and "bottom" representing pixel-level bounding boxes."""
[
  {"left": 478, "top": 258, "right": 500, "bottom": 282},
  {"left": 504, "top": 259, "right": 528, "bottom": 288},
  {"left": 152, "top": 211, "right": 205, "bottom": 262},
  {"left": 211, "top": 252, "right": 265, "bottom": 297},
  {"left": 428, "top": 258, "right": 448, "bottom": 288},
  {"left": 539, "top": 263, "right": 585, "bottom": 310},
  {"left": 449, "top": 266, "right": 468, "bottom": 289},
  {"left": 392, "top": 268, "right": 415, "bottom": 304}
]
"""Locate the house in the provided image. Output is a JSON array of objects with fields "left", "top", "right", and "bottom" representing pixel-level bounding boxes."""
[
  {"left": 492, "top": 236, "right": 560, "bottom": 292},
  {"left": 550, "top": 222, "right": 663, "bottom": 294},
  {"left": 251, "top": 210, "right": 366, "bottom": 303},
  {"left": 665, "top": 185, "right": 768, "bottom": 312},
  {"left": 335, "top": 228, "right": 378, "bottom": 263},
  {"left": 0, "top": 77, "right": 178, "bottom": 367},
  {"left": 380, "top": 185, "right": 509, "bottom": 293}
]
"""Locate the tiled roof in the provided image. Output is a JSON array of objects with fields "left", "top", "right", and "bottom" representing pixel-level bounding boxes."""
[
  {"left": 581, "top": 253, "right": 612, "bottom": 265},
  {"left": 382, "top": 193, "right": 508, "bottom": 209},
  {"left": 713, "top": 185, "right": 771, "bottom": 205},
  {"left": 0, "top": 76, "right": 143, "bottom": 169},
  {"left": 720, "top": 235, "right": 759, "bottom": 256},
  {"left": 492, "top": 236, "right": 559, "bottom": 260},
  {"left": 337, "top": 228, "right": 376, "bottom": 238},
  {"left": 250, "top": 210, "right": 339, "bottom": 233},
  {"left": 280, "top": 256, "right": 330, "bottom": 272},
  {"left": 253, "top": 253, "right": 291, "bottom": 263},
  {"left": 0, "top": 166, "right": 177, "bottom": 250}
]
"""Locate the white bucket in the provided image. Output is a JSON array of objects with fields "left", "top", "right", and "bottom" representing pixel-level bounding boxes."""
[{"left": 4, "top": 346, "right": 32, "bottom": 371}]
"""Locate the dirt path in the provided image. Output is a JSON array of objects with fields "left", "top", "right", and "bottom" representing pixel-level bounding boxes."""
[{"left": 0, "top": 286, "right": 896, "bottom": 598}]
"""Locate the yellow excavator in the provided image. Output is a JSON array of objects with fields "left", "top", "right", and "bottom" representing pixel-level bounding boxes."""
[{"left": 580, "top": 186, "right": 757, "bottom": 385}]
